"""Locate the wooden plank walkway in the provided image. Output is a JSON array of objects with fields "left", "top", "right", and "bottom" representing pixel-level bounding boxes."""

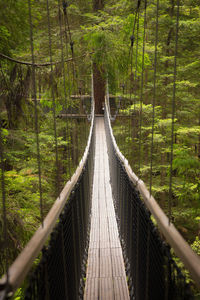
[{"left": 84, "top": 117, "right": 129, "bottom": 300}]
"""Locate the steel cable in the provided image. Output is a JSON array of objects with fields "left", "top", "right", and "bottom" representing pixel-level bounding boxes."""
[
  {"left": 28, "top": 0, "right": 43, "bottom": 225},
  {"left": 57, "top": 0, "right": 71, "bottom": 181},
  {"left": 46, "top": 0, "right": 60, "bottom": 195},
  {"left": 146, "top": 0, "right": 159, "bottom": 297},
  {"left": 62, "top": 1, "right": 76, "bottom": 89},
  {"left": 125, "top": 0, "right": 141, "bottom": 160},
  {"left": 134, "top": 12, "right": 140, "bottom": 111},
  {"left": 149, "top": 0, "right": 159, "bottom": 196},
  {"left": 138, "top": 0, "right": 147, "bottom": 176},
  {"left": 169, "top": 0, "right": 180, "bottom": 224}
]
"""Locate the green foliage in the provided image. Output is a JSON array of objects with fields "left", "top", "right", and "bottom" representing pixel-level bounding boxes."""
[
  {"left": 0, "top": 0, "right": 92, "bottom": 283},
  {"left": 0, "top": 26, "right": 11, "bottom": 53},
  {"left": 0, "top": 109, "right": 89, "bottom": 276},
  {"left": 81, "top": 9, "right": 150, "bottom": 91},
  {"left": 13, "top": 288, "right": 23, "bottom": 300},
  {"left": 191, "top": 236, "right": 200, "bottom": 256},
  {"left": 0, "top": 0, "right": 30, "bottom": 54},
  {"left": 173, "top": 148, "right": 200, "bottom": 176},
  {"left": 112, "top": 1, "right": 200, "bottom": 260}
]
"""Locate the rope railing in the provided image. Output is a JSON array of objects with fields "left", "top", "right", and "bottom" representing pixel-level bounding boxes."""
[
  {"left": 105, "top": 95, "right": 200, "bottom": 299},
  {"left": 0, "top": 82, "right": 95, "bottom": 300}
]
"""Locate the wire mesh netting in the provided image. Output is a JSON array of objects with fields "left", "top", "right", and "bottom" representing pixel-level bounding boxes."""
[
  {"left": 105, "top": 108, "right": 194, "bottom": 300},
  {"left": 23, "top": 128, "right": 95, "bottom": 300}
]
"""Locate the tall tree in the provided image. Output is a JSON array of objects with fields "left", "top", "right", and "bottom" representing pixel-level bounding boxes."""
[{"left": 93, "top": 0, "right": 104, "bottom": 11}]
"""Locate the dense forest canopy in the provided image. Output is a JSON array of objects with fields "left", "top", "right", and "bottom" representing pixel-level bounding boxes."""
[{"left": 0, "top": 0, "right": 200, "bottom": 292}]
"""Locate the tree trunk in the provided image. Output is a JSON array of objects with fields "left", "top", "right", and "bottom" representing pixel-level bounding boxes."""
[
  {"left": 93, "top": 63, "right": 105, "bottom": 114},
  {"left": 93, "top": 0, "right": 104, "bottom": 11},
  {"left": 5, "top": 66, "right": 31, "bottom": 128}
]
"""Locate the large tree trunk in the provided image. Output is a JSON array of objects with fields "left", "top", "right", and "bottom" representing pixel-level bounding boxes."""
[
  {"left": 93, "top": 0, "right": 104, "bottom": 11},
  {"left": 93, "top": 63, "right": 105, "bottom": 114},
  {"left": 93, "top": 0, "right": 105, "bottom": 114},
  {"left": 5, "top": 65, "right": 31, "bottom": 128}
]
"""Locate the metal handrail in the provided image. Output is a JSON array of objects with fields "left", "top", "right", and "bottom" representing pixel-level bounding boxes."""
[
  {"left": 105, "top": 96, "right": 200, "bottom": 288},
  {"left": 0, "top": 77, "right": 95, "bottom": 296}
]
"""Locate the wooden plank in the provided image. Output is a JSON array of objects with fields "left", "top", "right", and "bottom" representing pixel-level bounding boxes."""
[
  {"left": 111, "top": 248, "right": 126, "bottom": 277},
  {"left": 99, "top": 278, "right": 114, "bottom": 300},
  {"left": 84, "top": 278, "right": 99, "bottom": 300},
  {"left": 71, "top": 94, "right": 90, "bottom": 99},
  {"left": 99, "top": 226, "right": 110, "bottom": 242},
  {"left": 113, "top": 277, "right": 129, "bottom": 300},
  {"left": 87, "top": 249, "right": 99, "bottom": 278},
  {"left": 100, "top": 249, "right": 113, "bottom": 278},
  {"left": 57, "top": 114, "right": 88, "bottom": 118},
  {"left": 90, "top": 226, "right": 99, "bottom": 242},
  {"left": 110, "top": 240, "right": 121, "bottom": 248},
  {"left": 89, "top": 240, "right": 99, "bottom": 249},
  {"left": 109, "top": 225, "right": 119, "bottom": 241},
  {"left": 99, "top": 241, "right": 111, "bottom": 249}
]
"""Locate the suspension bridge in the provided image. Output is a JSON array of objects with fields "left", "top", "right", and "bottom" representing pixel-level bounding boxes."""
[{"left": 1, "top": 0, "right": 200, "bottom": 299}]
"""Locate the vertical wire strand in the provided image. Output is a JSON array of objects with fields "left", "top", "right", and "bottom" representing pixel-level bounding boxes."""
[
  {"left": 46, "top": 0, "right": 60, "bottom": 196},
  {"left": 63, "top": 3, "right": 76, "bottom": 176},
  {"left": 169, "top": 0, "right": 180, "bottom": 224},
  {"left": 0, "top": 123, "right": 9, "bottom": 287},
  {"left": 149, "top": 0, "right": 159, "bottom": 196},
  {"left": 145, "top": 1, "right": 155, "bottom": 299},
  {"left": 126, "top": 1, "right": 140, "bottom": 160},
  {"left": 138, "top": 0, "right": 147, "bottom": 176},
  {"left": 28, "top": 0, "right": 43, "bottom": 226},
  {"left": 63, "top": 2, "right": 76, "bottom": 89},
  {"left": 57, "top": 0, "right": 70, "bottom": 181},
  {"left": 126, "top": 0, "right": 140, "bottom": 101},
  {"left": 127, "top": 0, "right": 140, "bottom": 98},
  {"left": 134, "top": 12, "right": 140, "bottom": 112},
  {"left": 128, "top": 38, "right": 134, "bottom": 160},
  {"left": 132, "top": 13, "right": 140, "bottom": 168},
  {"left": 62, "top": 6, "right": 72, "bottom": 178}
]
